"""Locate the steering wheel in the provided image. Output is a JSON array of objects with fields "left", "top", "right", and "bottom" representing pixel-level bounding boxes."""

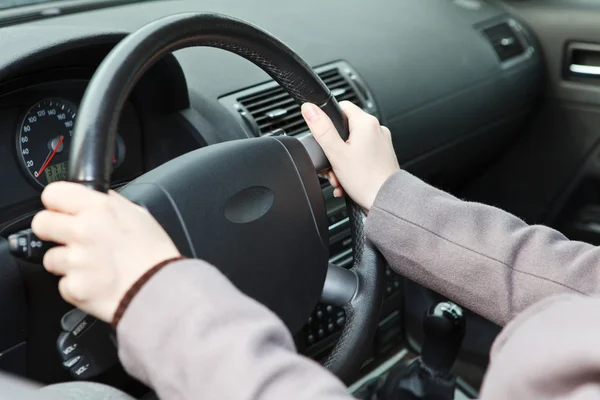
[{"left": 68, "top": 12, "right": 384, "bottom": 385}]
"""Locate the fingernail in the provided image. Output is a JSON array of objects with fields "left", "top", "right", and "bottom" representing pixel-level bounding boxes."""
[{"left": 301, "top": 103, "right": 319, "bottom": 122}]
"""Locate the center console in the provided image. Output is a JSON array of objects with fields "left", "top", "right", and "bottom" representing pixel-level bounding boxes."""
[{"left": 219, "top": 60, "right": 405, "bottom": 373}]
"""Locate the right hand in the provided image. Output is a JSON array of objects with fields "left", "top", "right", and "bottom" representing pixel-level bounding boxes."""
[{"left": 301, "top": 101, "right": 400, "bottom": 212}]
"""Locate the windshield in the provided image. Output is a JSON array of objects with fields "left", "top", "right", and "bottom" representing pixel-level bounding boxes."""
[{"left": 0, "top": 0, "right": 65, "bottom": 10}]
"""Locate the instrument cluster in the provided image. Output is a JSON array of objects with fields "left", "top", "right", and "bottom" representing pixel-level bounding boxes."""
[
  {"left": 16, "top": 97, "right": 127, "bottom": 188},
  {"left": 0, "top": 79, "right": 145, "bottom": 214}
]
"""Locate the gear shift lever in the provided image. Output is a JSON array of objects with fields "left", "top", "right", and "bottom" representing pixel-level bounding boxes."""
[
  {"left": 377, "top": 301, "right": 466, "bottom": 400},
  {"left": 421, "top": 302, "right": 465, "bottom": 373}
]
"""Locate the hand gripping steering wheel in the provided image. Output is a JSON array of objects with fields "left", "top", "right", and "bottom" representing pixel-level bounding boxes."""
[{"left": 66, "top": 12, "right": 384, "bottom": 385}]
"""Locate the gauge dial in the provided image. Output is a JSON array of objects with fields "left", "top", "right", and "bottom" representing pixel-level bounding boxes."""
[
  {"left": 17, "top": 98, "right": 77, "bottom": 188},
  {"left": 16, "top": 98, "right": 126, "bottom": 188}
]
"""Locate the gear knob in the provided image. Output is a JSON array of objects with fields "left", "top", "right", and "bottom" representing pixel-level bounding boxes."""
[{"left": 421, "top": 301, "right": 465, "bottom": 373}]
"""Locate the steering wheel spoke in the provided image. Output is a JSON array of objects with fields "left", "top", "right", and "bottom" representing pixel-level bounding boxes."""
[{"left": 320, "top": 263, "right": 358, "bottom": 307}]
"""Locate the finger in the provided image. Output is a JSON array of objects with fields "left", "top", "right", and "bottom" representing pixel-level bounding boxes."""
[
  {"left": 58, "top": 274, "right": 87, "bottom": 305},
  {"left": 333, "top": 187, "right": 344, "bottom": 198},
  {"left": 338, "top": 100, "right": 365, "bottom": 116},
  {"left": 43, "top": 246, "right": 70, "bottom": 276},
  {"left": 108, "top": 190, "right": 147, "bottom": 213},
  {"left": 301, "top": 103, "right": 345, "bottom": 156},
  {"left": 108, "top": 189, "right": 131, "bottom": 204},
  {"left": 381, "top": 125, "right": 391, "bottom": 137},
  {"left": 339, "top": 101, "right": 381, "bottom": 133},
  {"left": 41, "top": 181, "right": 108, "bottom": 215},
  {"left": 327, "top": 171, "right": 341, "bottom": 189},
  {"left": 31, "top": 210, "right": 79, "bottom": 244}
]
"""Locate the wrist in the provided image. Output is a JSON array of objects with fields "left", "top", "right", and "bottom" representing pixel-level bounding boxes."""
[{"left": 111, "top": 255, "right": 186, "bottom": 328}]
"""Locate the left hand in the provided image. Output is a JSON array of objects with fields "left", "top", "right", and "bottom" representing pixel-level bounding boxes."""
[{"left": 31, "top": 181, "right": 181, "bottom": 323}]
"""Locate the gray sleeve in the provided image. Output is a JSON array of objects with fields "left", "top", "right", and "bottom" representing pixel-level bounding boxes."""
[
  {"left": 366, "top": 170, "right": 600, "bottom": 326},
  {"left": 116, "top": 259, "right": 353, "bottom": 400},
  {"left": 480, "top": 294, "right": 600, "bottom": 399}
]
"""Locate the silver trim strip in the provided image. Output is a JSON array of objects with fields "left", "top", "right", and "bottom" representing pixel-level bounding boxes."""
[
  {"left": 348, "top": 348, "right": 409, "bottom": 392},
  {"left": 570, "top": 64, "right": 600, "bottom": 76},
  {"left": 329, "top": 248, "right": 353, "bottom": 264},
  {"left": 328, "top": 217, "right": 350, "bottom": 231}
]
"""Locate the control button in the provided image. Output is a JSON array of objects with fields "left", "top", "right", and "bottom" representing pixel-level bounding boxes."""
[
  {"left": 61, "top": 309, "right": 89, "bottom": 335},
  {"left": 393, "top": 280, "right": 400, "bottom": 288},
  {"left": 57, "top": 310, "right": 118, "bottom": 380},
  {"left": 8, "top": 229, "right": 56, "bottom": 261},
  {"left": 325, "top": 305, "right": 333, "bottom": 314},
  {"left": 307, "top": 317, "right": 313, "bottom": 325},
  {"left": 337, "top": 316, "right": 346, "bottom": 326},
  {"left": 307, "top": 335, "right": 315, "bottom": 345},
  {"left": 63, "top": 355, "right": 82, "bottom": 368},
  {"left": 385, "top": 268, "right": 392, "bottom": 277},
  {"left": 327, "top": 323, "right": 335, "bottom": 332},
  {"left": 71, "top": 358, "right": 94, "bottom": 380},
  {"left": 385, "top": 285, "right": 392, "bottom": 295},
  {"left": 57, "top": 332, "right": 80, "bottom": 361},
  {"left": 316, "top": 310, "right": 324, "bottom": 319},
  {"left": 318, "top": 328, "right": 325, "bottom": 338}
]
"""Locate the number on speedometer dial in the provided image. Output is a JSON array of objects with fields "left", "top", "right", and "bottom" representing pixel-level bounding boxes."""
[{"left": 17, "top": 98, "right": 77, "bottom": 188}]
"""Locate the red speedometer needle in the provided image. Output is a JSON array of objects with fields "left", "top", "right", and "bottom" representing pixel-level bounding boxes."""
[{"left": 38, "top": 135, "right": 65, "bottom": 176}]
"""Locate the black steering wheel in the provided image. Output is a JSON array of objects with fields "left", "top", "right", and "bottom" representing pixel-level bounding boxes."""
[{"left": 68, "top": 12, "right": 384, "bottom": 385}]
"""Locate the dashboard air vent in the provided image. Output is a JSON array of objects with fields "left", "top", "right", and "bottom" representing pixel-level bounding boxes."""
[
  {"left": 220, "top": 61, "right": 377, "bottom": 137},
  {"left": 482, "top": 21, "right": 526, "bottom": 62}
]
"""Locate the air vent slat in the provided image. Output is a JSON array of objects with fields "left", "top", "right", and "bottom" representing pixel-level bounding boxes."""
[
  {"left": 247, "top": 97, "right": 296, "bottom": 117},
  {"left": 238, "top": 86, "right": 285, "bottom": 105},
  {"left": 243, "top": 91, "right": 293, "bottom": 111},
  {"left": 237, "top": 67, "right": 366, "bottom": 136},
  {"left": 321, "top": 75, "right": 346, "bottom": 86},
  {"left": 336, "top": 93, "right": 359, "bottom": 103},
  {"left": 258, "top": 109, "right": 302, "bottom": 127},
  {"left": 327, "top": 81, "right": 351, "bottom": 92}
]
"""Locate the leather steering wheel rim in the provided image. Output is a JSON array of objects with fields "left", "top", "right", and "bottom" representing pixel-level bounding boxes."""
[{"left": 68, "top": 12, "right": 384, "bottom": 385}]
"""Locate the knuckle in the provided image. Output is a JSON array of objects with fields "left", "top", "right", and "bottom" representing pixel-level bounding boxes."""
[
  {"left": 30, "top": 211, "right": 46, "bottom": 233},
  {"left": 61, "top": 275, "right": 88, "bottom": 304},
  {"left": 70, "top": 221, "right": 88, "bottom": 242},
  {"left": 365, "top": 114, "right": 381, "bottom": 129},
  {"left": 43, "top": 248, "right": 60, "bottom": 274},
  {"left": 338, "top": 100, "right": 352, "bottom": 109},
  {"left": 58, "top": 277, "right": 82, "bottom": 304},
  {"left": 65, "top": 248, "right": 84, "bottom": 269},
  {"left": 40, "top": 185, "right": 57, "bottom": 206}
]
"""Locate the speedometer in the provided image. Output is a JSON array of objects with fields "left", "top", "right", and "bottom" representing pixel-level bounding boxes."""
[
  {"left": 17, "top": 98, "right": 77, "bottom": 188},
  {"left": 16, "top": 98, "right": 126, "bottom": 188}
]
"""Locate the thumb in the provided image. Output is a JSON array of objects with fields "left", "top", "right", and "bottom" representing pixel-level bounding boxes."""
[{"left": 301, "top": 103, "right": 344, "bottom": 156}]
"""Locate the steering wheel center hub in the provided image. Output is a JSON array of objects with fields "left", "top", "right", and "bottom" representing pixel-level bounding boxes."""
[{"left": 121, "top": 136, "right": 329, "bottom": 332}]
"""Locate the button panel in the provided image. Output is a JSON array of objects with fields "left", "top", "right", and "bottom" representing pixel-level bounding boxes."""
[
  {"left": 56, "top": 309, "right": 119, "bottom": 379},
  {"left": 8, "top": 229, "right": 57, "bottom": 261},
  {"left": 303, "top": 264, "right": 402, "bottom": 350},
  {"left": 303, "top": 304, "right": 346, "bottom": 346}
]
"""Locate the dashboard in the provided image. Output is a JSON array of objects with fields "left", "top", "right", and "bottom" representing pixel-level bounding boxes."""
[{"left": 0, "top": 0, "right": 543, "bottom": 391}]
